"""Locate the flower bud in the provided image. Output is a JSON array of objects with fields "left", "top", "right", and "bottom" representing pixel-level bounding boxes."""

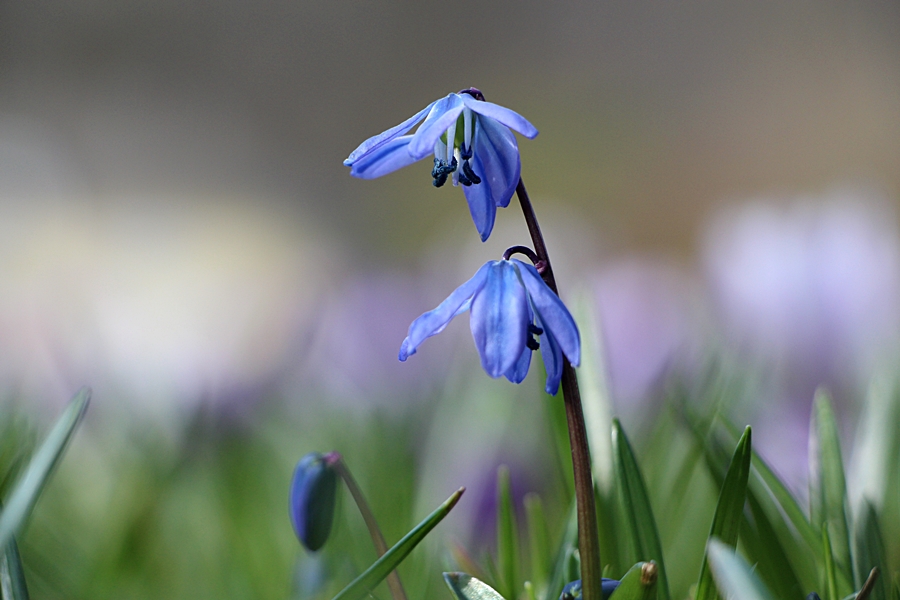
[
  {"left": 289, "top": 452, "right": 338, "bottom": 551},
  {"left": 559, "top": 579, "right": 621, "bottom": 600}
]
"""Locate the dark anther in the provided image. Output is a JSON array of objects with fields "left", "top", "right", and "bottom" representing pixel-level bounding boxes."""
[
  {"left": 460, "top": 145, "right": 473, "bottom": 160},
  {"left": 431, "top": 157, "right": 458, "bottom": 187},
  {"left": 457, "top": 169, "right": 472, "bottom": 186},
  {"left": 526, "top": 323, "right": 542, "bottom": 351},
  {"left": 462, "top": 160, "right": 481, "bottom": 184}
]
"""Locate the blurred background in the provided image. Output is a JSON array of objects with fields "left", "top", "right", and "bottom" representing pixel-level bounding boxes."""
[{"left": 0, "top": 1, "right": 899, "bottom": 598}]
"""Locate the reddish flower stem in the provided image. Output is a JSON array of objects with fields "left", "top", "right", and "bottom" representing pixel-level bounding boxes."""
[
  {"left": 328, "top": 454, "right": 408, "bottom": 600},
  {"left": 514, "top": 178, "right": 602, "bottom": 600}
]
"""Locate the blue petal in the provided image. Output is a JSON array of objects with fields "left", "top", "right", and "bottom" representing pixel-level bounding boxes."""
[
  {"left": 461, "top": 159, "right": 497, "bottom": 241},
  {"left": 344, "top": 101, "right": 435, "bottom": 166},
  {"left": 408, "top": 94, "right": 465, "bottom": 160},
  {"left": 349, "top": 135, "right": 420, "bottom": 179},
  {"left": 536, "top": 311, "right": 564, "bottom": 394},
  {"left": 504, "top": 304, "right": 535, "bottom": 384},
  {"left": 399, "top": 262, "right": 491, "bottom": 361},
  {"left": 513, "top": 260, "right": 580, "bottom": 366},
  {"left": 473, "top": 117, "right": 521, "bottom": 208},
  {"left": 505, "top": 344, "right": 533, "bottom": 384},
  {"left": 470, "top": 261, "right": 529, "bottom": 378},
  {"left": 460, "top": 94, "right": 539, "bottom": 139}
]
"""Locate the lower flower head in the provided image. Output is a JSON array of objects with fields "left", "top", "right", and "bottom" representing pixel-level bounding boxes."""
[
  {"left": 343, "top": 90, "right": 538, "bottom": 242},
  {"left": 399, "top": 258, "right": 580, "bottom": 394}
]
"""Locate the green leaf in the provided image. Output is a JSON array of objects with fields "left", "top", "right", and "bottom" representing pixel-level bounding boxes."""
[
  {"left": 715, "top": 418, "right": 819, "bottom": 554},
  {"left": 444, "top": 572, "right": 507, "bottom": 600},
  {"left": 543, "top": 501, "right": 578, "bottom": 600},
  {"left": 332, "top": 487, "right": 464, "bottom": 600},
  {"left": 0, "top": 537, "right": 29, "bottom": 600},
  {"left": 706, "top": 539, "right": 774, "bottom": 600},
  {"left": 608, "top": 562, "right": 658, "bottom": 600},
  {"left": 810, "top": 389, "right": 853, "bottom": 597},
  {"left": 524, "top": 493, "right": 550, "bottom": 593},
  {"left": 854, "top": 502, "right": 887, "bottom": 600},
  {"left": 497, "top": 466, "right": 519, "bottom": 600},
  {"left": 823, "top": 526, "right": 839, "bottom": 600},
  {"left": 0, "top": 387, "right": 90, "bottom": 551},
  {"left": 612, "top": 419, "right": 670, "bottom": 600},
  {"left": 696, "top": 427, "right": 752, "bottom": 600},
  {"left": 711, "top": 417, "right": 820, "bottom": 590},
  {"left": 739, "top": 494, "right": 804, "bottom": 600}
]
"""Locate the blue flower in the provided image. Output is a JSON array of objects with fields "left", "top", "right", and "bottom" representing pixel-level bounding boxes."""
[
  {"left": 399, "top": 259, "right": 579, "bottom": 394},
  {"left": 344, "top": 90, "right": 539, "bottom": 242}
]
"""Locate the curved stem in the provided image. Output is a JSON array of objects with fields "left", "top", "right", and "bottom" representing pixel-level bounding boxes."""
[
  {"left": 330, "top": 456, "right": 409, "bottom": 600},
  {"left": 515, "top": 178, "right": 602, "bottom": 600}
]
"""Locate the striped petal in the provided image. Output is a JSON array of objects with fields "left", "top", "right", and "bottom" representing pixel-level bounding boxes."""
[
  {"left": 514, "top": 260, "right": 580, "bottom": 366},
  {"left": 470, "top": 261, "right": 529, "bottom": 378},
  {"left": 344, "top": 101, "right": 435, "bottom": 166},
  {"left": 460, "top": 94, "right": 539, "bottom": 138},
  {"left": 399, "top": 262, "right": 491, "bottom": 361}
]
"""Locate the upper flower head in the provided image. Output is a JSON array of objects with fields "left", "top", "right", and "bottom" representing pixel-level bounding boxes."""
[
  {"left": 398, "top": 258, "right": 579, "bottom": 394},
  {"left": 344, "top": 89, "right": 539, "bottom": 242}
]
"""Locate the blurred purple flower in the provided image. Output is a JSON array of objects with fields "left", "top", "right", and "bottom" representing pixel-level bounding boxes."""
[
  {"left": 702, "top": 190, "right": 900, "bottom": 485},
  {"left": 344, "top": 90, "right": 538, "bottom": 242},
  {"left": 400, "top": 259, "right": 580, "bottom": 395},
  {"left": 593, "top": 259, "right": 698, "bottom": 407},
  {"left": 703, "top": 191, "right": 900, "bottom": 388},
  {"left": 302, "top": 272, "right": 443, "bottom": 404}
]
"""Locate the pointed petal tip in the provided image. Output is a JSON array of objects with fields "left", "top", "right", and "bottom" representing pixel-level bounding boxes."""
[{"left": 398, "top": 339, "right": 415, "bottom": 361}]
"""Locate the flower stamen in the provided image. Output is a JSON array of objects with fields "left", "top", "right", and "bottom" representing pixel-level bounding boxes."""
[
  {"left": 432, "top": 156, "right": 458, "bottom": 187},
  {"left": 526, "top": 323, "right": 543, "bottom": 351}
]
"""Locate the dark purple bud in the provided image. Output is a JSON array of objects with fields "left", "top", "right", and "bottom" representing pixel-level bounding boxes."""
[
  {"left": 289, "top": 451, "right": 338, "bottom": 551},
  {"left": 559, "top": 579, "right": 620, "bottom": 600}
]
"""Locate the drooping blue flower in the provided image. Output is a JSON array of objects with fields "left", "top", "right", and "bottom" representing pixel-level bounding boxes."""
[
  {"left": 344, "top": 90, "right": 539, "bottom": 242},
  {"left": 399, "top": 259, "right": 580, "bottom": 394}
]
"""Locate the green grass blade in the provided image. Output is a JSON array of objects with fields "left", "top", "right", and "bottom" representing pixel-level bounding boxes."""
[
  {"left": 696, "top": 427, "right": 752, "bottom": 600},
  {"left": 853, "top": 502, "right": 887, "bottom": 600},
  {"left": 823, "top": 526, "right": 839, "bottom": 600},
  {"left": 717, "top": 418, "right": 819, "bottom": 553},
  {"left": 544, "top": 501, "right": 578, "bottom": 600},
  {"left": 497, "top": 466, "right": 519, "bottom": 600},
  {"left": 739, "top": 494, "right": 805, "bottom": 600},
  {"left": 0, "top": 387, "right": 90, "bottom": 550},
  {"left": 707, "top": 539, "right": 774, "bottom": 600},
  {"left": 444, "top": 573, "right": 507, "bottom": 600},
  {"left": 608, "top": 562, "right": 658, "bottom": 600},
  {"left": 332, "top": 488, "right": 464, "bottom": 600},
  {"left": 0, "top": 537, "right": 29, "bottom": 600},
  {"left": 810, "top": 390, "right": 853, "bottom": 596},
  {"left": 525, "top": 493, "right": 550, "bottom": 593},
  {"left": 612, "top": 419, "right": 670, "bottom": 600}
]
